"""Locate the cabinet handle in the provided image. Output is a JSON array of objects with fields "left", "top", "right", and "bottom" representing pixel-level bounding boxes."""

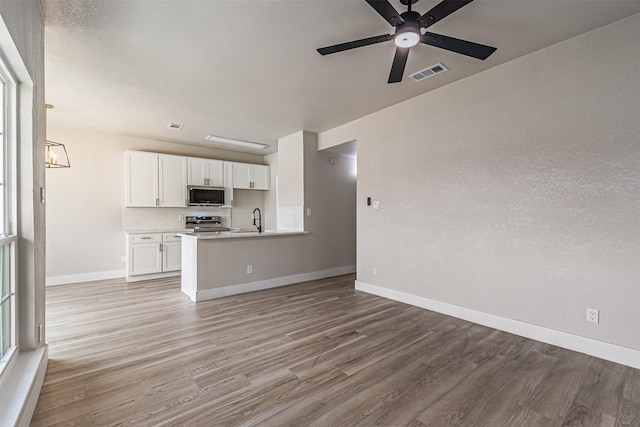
[
  {"left": 159, "top": 243, "right": 163, "bottom": 252},
  {"left": 156, "top": 198, "right": 159, "bottom": 206},
  {"left": 140, "top": 237, "right": 152, "bottom": 240}
]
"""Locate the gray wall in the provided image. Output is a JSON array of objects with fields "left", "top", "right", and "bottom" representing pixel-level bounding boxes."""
[
  {"left": 319, "top": 14, "right": 640, "bottom": 350},
  {"left": 191, "top": 131, "right": 357, "bottom": 292}
]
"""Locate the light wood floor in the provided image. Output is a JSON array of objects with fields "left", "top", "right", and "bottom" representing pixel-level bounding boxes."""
[{"left": 32, "top": 274, "right": 639, "bottom": 426}]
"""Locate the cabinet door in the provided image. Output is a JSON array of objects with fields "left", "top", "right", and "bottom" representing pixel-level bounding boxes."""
[
  {"left": 125, "top": 151, "right": 158, "bottom": 207},
  {"left": 162, "top": 241, "right": 182, "bottom": 272},
  {"left": 159, "top": 154, "right": 187, "bottom": 207},
  {"left": 207, "top": 159, "right": 225, "bottom": 187},
  {"left": 187, "top": 157, "right": 207, "bottom": 186},
  {"left": 232, "top": 163, "right": 252, "bottom": 189},
  {"left": 224, "top": 162, "right": 235, "bottom": 206},
  {"left": 252, "top": 164, "right": 270, "bottom": 190},
  {"left": 129, "top": 243, "right": 162, "bottom": 276}
]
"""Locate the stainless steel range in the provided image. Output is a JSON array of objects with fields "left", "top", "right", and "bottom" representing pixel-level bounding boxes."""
[{"left": 185, "top": 216, "right": 230, "bottom": 232}]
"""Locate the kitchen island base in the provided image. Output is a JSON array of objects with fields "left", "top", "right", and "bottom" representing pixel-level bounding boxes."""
[{"left": 180, "top": 231, "right": 355, "bottom": 302}]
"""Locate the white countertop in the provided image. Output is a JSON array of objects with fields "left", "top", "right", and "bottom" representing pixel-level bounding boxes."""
[
  {"left": 123, "top": 229, "right": 191, "bottom": 234},
  {"left": 180, "top": 230, "right": 308, "bottom": 240}
]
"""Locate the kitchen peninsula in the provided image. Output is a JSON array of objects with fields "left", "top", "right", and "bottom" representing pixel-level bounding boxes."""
[{"left": 180, "top": 230, "right": 310, "bottom": 302}]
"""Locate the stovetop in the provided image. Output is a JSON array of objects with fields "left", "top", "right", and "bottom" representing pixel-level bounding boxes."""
[{"left": 185, "top": 215, "right": 230, "bottom": 232}]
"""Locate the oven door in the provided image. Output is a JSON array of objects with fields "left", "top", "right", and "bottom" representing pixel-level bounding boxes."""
[{"left": 188, "top": 186, "right": 225, "bottom": 206}]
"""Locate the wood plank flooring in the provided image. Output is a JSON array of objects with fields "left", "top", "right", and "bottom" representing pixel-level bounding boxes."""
[{"left": 31, "top": 274, "right": 640, "bottom": 426}]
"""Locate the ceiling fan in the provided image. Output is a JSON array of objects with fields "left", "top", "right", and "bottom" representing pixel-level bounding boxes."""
[{"left": 317, "top": 0, "right": 497, "bottom": 83}]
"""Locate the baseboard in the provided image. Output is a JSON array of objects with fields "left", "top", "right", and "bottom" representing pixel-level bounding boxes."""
[
  {"left": 126, "top": 271, "right": 180, "bottom": 283},
  {"left": 0, "top": 345, "right": 48, "bottom": 427},
  {"left": 355, "top": 281, "right": 640, "bottom": 370},
  {"left": 46, "top": 270, "right": 125, "bottom": 286},
  {"left": 194, "top": 265, "right": 356, "bottom": 302}
]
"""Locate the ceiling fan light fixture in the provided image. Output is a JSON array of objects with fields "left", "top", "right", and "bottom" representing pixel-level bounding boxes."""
[
  {"left": 394, "top": 21, "right": 421, "bottom": 48},
  {"left": 394, "top": 31, "right": 420, "bottom": 48}
]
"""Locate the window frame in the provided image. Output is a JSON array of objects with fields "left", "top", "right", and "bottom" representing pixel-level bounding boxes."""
[{"left": 0, "top": 48, "right": 17, "bottom": 375}]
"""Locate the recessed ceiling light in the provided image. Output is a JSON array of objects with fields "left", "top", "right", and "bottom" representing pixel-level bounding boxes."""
[
  {"left": 205, "top": 135, "right": 267, "bottom": 150},
  {"left": 167, "top": 123, "right": 184, "bottom": 130}
]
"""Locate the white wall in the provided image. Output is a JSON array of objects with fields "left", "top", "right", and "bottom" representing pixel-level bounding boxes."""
[
  {"left": 0, "top": 0, "right": 46, "bottom": 351},
  {"left": 275, "top": 131, "right": 305, "bottom": 231},
  {"left": 45, "top": 125, "right": 266, "bottom": 281},
  {"left": 264, "top": 152, "right": 278, "bottom": 231},
  {"left": 319, "top": 14, "right": 640, "bottom": 351},
  {"left": 0, "top": 2, "right": 47, "bottom": 425}
]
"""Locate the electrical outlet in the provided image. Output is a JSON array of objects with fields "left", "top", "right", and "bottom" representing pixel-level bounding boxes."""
[
  {"left": 178, "top": 214, "right": 184, "bottom": 221},
  {"left": 120, "top": 255, "right": 126, "bottom": 262},
  {"left": 373, "top": 201, "right": 380, "bottom": 210},
  {"left": 372, "top": 267, "right": 378, "bottom": 276},
  {"left": 307, "top": 208, "right": 312, "bottom": 216},
  {"left": 247, "top": 264, "right": 253, "bottom": 274},
  {"left": 586, "top": 308, "right": 599, "bottom": 324}
]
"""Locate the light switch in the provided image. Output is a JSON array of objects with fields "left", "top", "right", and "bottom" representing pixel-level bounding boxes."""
[{"left": 307, "top": 208, "right": 312, "bottom": 216}]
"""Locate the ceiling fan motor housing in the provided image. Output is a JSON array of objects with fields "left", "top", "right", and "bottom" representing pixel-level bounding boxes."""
[{"left": 394, "top": 12, "right": 422, "bottom": 47}]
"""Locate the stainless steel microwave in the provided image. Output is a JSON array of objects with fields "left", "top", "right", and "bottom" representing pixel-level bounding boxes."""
[{"left": 187, "top": 186, "right": 225, "bottom": 206}]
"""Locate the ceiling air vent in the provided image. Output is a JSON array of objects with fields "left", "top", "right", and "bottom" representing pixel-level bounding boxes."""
[
  {"left": 167, "top": 123, "right": 184, "bottom": 130},
  {"left": 410, "top": 63, "right": 448, "bottom": 82}
]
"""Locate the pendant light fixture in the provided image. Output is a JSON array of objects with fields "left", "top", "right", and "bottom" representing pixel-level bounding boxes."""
[{"left": 45, "top": 104, "right": 70, "bottom": 168}]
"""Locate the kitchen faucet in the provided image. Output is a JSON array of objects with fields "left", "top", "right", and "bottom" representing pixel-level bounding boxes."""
[{"left": 252, "top": 208, "right": 262, "bottom": 233}]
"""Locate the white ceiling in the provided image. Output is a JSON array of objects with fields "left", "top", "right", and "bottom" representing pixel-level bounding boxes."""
[{"left": 43, "top": 0, "right": 640, "bottom": 155}]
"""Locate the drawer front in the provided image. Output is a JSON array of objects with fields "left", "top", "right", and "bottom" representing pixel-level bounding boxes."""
[
  {"left": 129, "top": 233, "right": 162, "bottom": 244},
  {"left": 163, "top": 233, "right": 183, "bottom": 242}
]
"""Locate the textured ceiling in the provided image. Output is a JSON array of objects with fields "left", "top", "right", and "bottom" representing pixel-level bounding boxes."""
[{"left": 43, "top": 0, "right": 640, "bottom": 155}]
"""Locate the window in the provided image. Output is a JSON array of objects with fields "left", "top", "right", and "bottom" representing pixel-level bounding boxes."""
[{"left": 0, "top": 51, "right": 16, "bottom": 372}]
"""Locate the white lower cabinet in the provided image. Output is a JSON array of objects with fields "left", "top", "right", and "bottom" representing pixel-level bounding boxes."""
[
  {"left": 126, "top": 232, "right": 183, "bottom": 281},
  {"left": 162, "top": 233, "right": 182, "bottom": 272}
]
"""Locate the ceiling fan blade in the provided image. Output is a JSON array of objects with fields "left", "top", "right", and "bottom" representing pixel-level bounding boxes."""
[
  {"left": 388, "top": 47, "right": 410, "bottom": 83},
  {"left": 317, "top": 34, "right": 393, "bottom": 56},
  {"left": 418, "top": 0, "right": 474, "bottom": 29},
  {"left": 421, "top": 32, "right": 496, "bottom": 59},
  {"left": 365, "top": 0, "right": 404, "bottom": 27}
]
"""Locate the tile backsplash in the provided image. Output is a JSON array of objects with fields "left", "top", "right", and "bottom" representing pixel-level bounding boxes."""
[{"left": 122, "top": 207, "right": 231, "bottom": 231}]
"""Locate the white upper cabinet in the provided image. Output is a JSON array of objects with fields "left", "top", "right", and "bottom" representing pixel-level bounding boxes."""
[
  {"left": 187, "top": 157, "right": 224, "bottom": 187},
  {"left": 125, "top": 151, "right": 187, "bottom": 207},
  {"left": 232, "top": 162, "right": 252, "bottom": 189},
  {"left": 223, "top": 162, "right": 235, "bottom": 206},
  {"left": 232, "top": 163, "right": 270, "bottom": 190},
  {"left": 125, "top": 151, "right": 269, "bottom": 207},
  {"left": 125, "top": 151, "right": 158, "bottom": 207},
  {"left": 252, "top": 164, "right": 270, "bottom": 190},
  {"left": 158, "top": 154, "right": 187, "bottom": 207}
]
